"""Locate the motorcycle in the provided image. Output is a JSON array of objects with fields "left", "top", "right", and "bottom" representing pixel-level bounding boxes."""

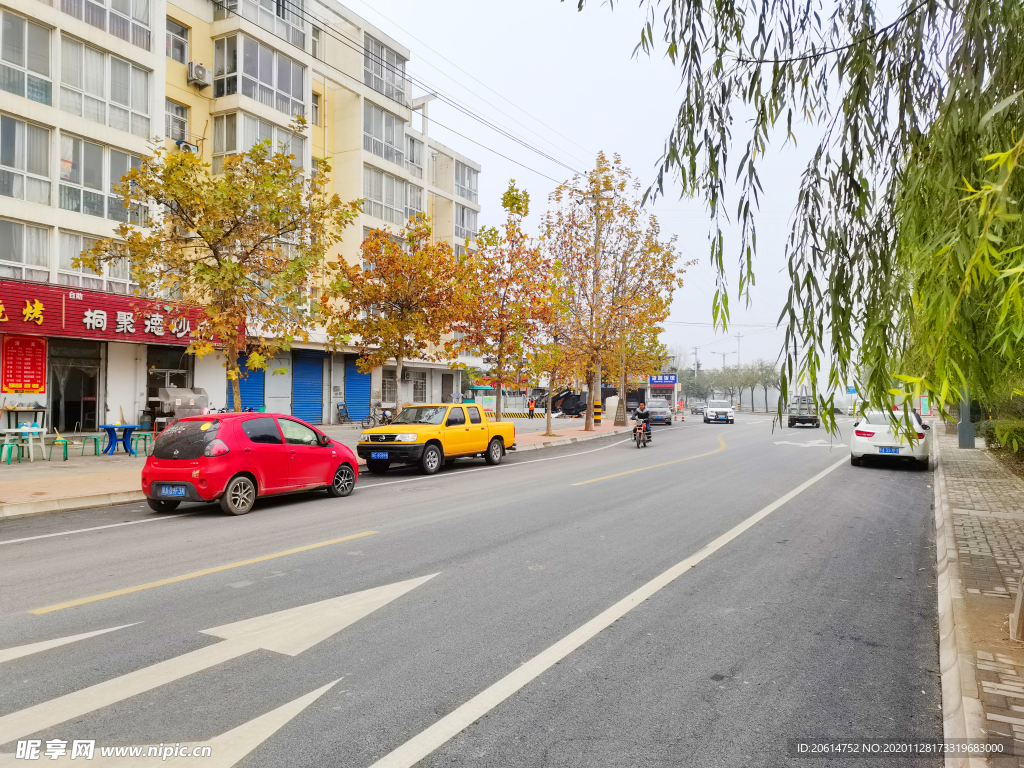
[{"left": 633, "top": 419, "right": 650, "bottom": 449}]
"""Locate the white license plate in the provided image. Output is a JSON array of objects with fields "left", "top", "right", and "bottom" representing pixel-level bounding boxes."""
[
  {"left": 159, "top": 485, "right": 186, "bottom": 497},
  {"left": 371, "top": 451, "right": 389, "bottom": 460},
  {"left": 878, "top": 447, "right": 900, "bottom": 455}
]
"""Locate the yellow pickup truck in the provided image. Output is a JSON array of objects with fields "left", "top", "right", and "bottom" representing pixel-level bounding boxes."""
[{"left": 356, "top": 403, "right": 516, "bottom": 475}]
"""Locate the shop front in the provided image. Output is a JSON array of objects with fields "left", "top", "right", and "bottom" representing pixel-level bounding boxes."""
[
  {"left": 0, "top": 279, "right": 207, "bottom": 433},
  {"left": 649, "top": 374, "right": 678, "bottom": 405}
]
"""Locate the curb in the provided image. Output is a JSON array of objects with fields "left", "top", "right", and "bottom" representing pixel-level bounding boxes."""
[
  {"left": 0, "top": 431, "right": 633, "bottom": 521},
  {"left": 932, "top": 430, "right": 988, "bottom": 766}
]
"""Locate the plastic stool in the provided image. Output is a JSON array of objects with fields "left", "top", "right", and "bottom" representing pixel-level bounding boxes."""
[
  {"left": 1, "top": 441, "right": 22, "bottom": 465},
  {"left": 81, "top": 435, "right": 102, "bottom": 456},
  {"left": 131, "top": 433, "right": 152, "bottom": 456},
  {"left": 49, "top": 439, "right": 69, "bottom": 461}
]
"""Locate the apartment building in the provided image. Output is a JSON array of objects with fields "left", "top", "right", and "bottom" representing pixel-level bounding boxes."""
[{"left": 0, "top": 0, "right": 482, "bottom": 429}]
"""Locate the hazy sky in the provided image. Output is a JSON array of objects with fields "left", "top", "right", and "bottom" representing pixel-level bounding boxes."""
[{"left": 343, "top": 0, "right": 817, "bottom": 369}]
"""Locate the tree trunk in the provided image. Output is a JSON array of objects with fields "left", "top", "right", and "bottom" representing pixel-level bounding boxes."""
[
  {"left": 228, "top": 345, "right": 242, "bottom": 412},
  {"left": 584, "top": 365, "right": 597, "bottom": 431},
  {"left": 545, "top": 368, "right": 554, "bottom": 435},
  {"left": 394, "top": 353, "right": 404, "bottom": 415},
  {"left": 763, "top": 386, "right": 769, "bottom": 413},
  {"left": 495, "top": 345, "right": 503, "bottom": 422}
]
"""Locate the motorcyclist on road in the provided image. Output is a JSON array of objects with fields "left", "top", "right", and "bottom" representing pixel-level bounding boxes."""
[{"left": 632, "top": 402, "right": 653, "bottom": 442}]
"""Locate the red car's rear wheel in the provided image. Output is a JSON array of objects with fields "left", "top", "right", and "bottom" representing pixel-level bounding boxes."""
[{"left": 220, "top": 475, "right": 257, "bottom": 515}]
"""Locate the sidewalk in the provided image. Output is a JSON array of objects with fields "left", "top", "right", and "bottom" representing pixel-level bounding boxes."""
[
  {"left": 0, "top": 419, "right": 633, "bottom": 520},
  {"left": 935, "top": 428, "right": 1024, "bottom": 765}
]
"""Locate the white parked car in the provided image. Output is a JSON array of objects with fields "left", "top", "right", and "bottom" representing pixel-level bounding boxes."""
[
  {"left": 704, "top": 400, "right": 735, "bottom": 424},
  {"left": 850, "top": 410, "right": 931, "bottom": 469}
]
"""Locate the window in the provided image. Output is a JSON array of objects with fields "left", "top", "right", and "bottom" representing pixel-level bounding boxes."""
[
  {"left": 363, "top": 35, "right": 405, "bottom": 105},
  {"left": 241, "top": 417, "right": 283, "bottom": 444},
  {"left": 166, "top": 18, "right": 188, "bottom": 63},
  {"left": 165, "top": 100, "right": 187, "bottom": 141},
  {"left": 0, "top": 116, "right": 49, "bottom": 205},
  {"left": 412, "top": 371, "right": 426, "bottom": 403},
  {"left": 363, "top": 165, "right": 406, "bottom": 226},
  {"left": 58, "top": 0, "right": 150, "bottom": 50},
  {"left": 311, "top": 27, "right": 322, "bottom": 60},
  {"left": 58, "top": 232, "right": 114, "bottom": 291},
  {"left": 455, "top": 204, "right": 478, "bottom": 240},
  {"left": 0, "top": 13, "right": 51, "bottom": 105},
  {"left": 382, "top": 370, "right": 396, "bottom": 403},
  {"left": 363, "top": 101, "right": 404, "bottom": 166},
  {"left": 0, "top": 220, "right": 48, "bottom": 282},
  {"left": 445, "top": 407, "right": 465, "bottom": 426},
  {"left": 212, "top": 113, "right": 304, "bottom": 173},
  {"left": 311, "top": 93, "right": 319, "bottom": 126},
  {"left": 214, "top": 35, "right": 304, "bottom": 118},
  {"left": 406, "top": 185, "right": 423, "bottom": 222},
  {"left": 279, "top": 418, "right": 318, "bottom": 445},
  {"left": 59, "top": 136, "right": 145, "bottom": 224},
  {"left": 214, "top": 0, "right": 305, "bottom": 50},
  {"left": 455, "top": 161, "right": 478, "bottom": 202},
  {"left": 61, "top": 38, "right": 151, "bottom": 139},
  {"left": 467, "top": 406, "right": 481, "bottom": 424},
  {"left": 406, "top": 136, "right": 423, "bottom": 178}
]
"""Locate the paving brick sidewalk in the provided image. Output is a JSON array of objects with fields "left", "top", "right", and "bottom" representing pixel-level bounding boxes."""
[{"left": 939, "top": 430, "right": 1024, "bottom": 764}]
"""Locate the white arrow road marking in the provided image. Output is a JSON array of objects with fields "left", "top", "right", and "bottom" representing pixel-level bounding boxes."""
[
  {"left": 0, "top": 574, "right": 436, "bottom": 744},
  {"left": 0, "top": 679, "right": 341, "bottom": 767},
  {"left": 0, "top": 625, "right": 138, "bottom": 665},
  {"left": 369, "top": 457, "right": 849, "bottom": 768},
  {"left": 773, "top": 439, "right": 845, "bottom": 448}
]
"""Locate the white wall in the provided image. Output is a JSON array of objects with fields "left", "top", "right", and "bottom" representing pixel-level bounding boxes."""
[
  {"left": 329, "top": 354, "right": 346, "bottom": 423},
  {"left": 194, "top": 351, "right": 228, "bottom": 411},
  {"left": 105, "top": 342, "right": 142, "bottom": 424},
  {"left": 265, "top": 353, "right": 292, "bottom": 415}
]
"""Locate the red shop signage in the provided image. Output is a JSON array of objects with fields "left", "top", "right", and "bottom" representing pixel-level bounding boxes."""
[
  {"left": 1, "top": 335, "right": 47, "bottom": 394},
  {"left": 0, "top": 279, "right": 204, "bottom": 346}
]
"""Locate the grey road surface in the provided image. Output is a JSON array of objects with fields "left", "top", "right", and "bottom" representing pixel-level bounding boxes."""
[{"left": 0, "top": 415, "right": 940, "bottom": 766}]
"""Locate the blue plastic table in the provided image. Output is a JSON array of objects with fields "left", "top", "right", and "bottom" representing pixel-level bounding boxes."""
[{"left": 99, "top": 424, "right": 140, "bottom": 456}]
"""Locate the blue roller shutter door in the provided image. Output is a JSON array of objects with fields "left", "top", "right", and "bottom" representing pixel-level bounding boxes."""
[
  {"left": 292, "top": 351, "right": 327, "bottom": 423},
  {"left": 345, "top": 356, "right": 371, "bottom": 420},
  {"left": 228, "top": 355, "right": 265, "bottom": 410}
]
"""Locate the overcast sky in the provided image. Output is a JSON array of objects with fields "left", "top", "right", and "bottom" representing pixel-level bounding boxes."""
[{"left": 343, "top": 0, "right": 819, "bottom": 370}]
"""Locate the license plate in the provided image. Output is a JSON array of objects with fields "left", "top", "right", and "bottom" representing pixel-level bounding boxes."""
[
  {"left": 159, "top": 485, "right": 186, "bottom": 497},
  {"left": 879, "top": 447, "right": 900, "bottom": 455},
  {"left": 371, "top": 451, "right": 389, "bottom": 460}
]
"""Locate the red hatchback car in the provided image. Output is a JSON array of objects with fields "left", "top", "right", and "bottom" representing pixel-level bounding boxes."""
[{"left": 142, "top": 413, "right": 358, "bottom": 515}]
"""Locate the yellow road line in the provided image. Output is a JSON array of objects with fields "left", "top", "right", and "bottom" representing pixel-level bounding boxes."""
[
  {"left": 30, "top": 531, "right": 379, "bottom": 615},
  {"left": 572, "top": 435, "right": 727, "bottom": 486}
]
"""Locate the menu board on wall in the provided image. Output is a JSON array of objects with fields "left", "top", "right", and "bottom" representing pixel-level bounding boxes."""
[{"left": 1, "top": 335, "right": 47, "bottom": 394}]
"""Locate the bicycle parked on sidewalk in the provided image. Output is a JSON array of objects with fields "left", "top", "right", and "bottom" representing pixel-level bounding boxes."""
[{"left": 361, "top": 404, "right": 393, "bottom": 429}]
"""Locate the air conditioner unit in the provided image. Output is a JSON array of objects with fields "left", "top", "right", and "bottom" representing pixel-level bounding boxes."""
[
  {"left": 402, "top": 370, "right": 412, "bottom": 382},
  {"left": 187, "top": 62, "right": 212, "bottom": 89},
  {"left": 175, "top": 140, "right": 198, "bottom": 154}
]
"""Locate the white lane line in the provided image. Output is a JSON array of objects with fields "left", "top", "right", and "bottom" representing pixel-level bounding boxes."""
[
  {"left": 369, "top": 455, "right": 850, "bottom": 768},
  {"left": 0, "top": 514, "right": 200, "bottom": 546},
  {"left": 0, "top": 624, "right": 138, "bottom": 664}
]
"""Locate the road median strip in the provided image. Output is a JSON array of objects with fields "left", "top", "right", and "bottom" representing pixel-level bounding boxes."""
[{"left": 29, "top": 530, "right": 379, "bottom": 615}]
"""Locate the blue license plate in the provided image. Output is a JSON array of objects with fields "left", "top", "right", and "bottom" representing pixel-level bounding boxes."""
[
  {"left": 878, "top": 447, "right": 900, "bottom": 455},
  {"left": 160, "top": 485, "right": 186, "bottom": 497},
  {"left": 371, "top": 451, "right": 389, "bottom": 460}
]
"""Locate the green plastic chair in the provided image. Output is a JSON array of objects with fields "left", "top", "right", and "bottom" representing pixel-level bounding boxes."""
[
  {"left": 1, "top": 440, "right": 22, "bottom": 465},
  {"left": 49, "top": 430, "right": 70, "bottom": 461},
  {"left": 131, "top": 433, "right": 152, "bottom": 456},
  {"left": 81, "top": 435, "right": 102, "bottom": 456}
]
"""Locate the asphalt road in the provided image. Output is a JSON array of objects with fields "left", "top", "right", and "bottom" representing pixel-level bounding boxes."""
[{"left": 0, "top": 415, "right": 941, "bottom": 767}]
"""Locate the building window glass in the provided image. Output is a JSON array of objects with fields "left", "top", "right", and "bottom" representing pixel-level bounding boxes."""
[
  {"left": 363, "top": 35, "right": 405, "bottom": 106},
  {"left": 57, "top": 0, "right": 150, "bottom": 51},
  {"left": 166, "top": 18, "right": 188, "bottom": 63},
  {"left": 412, "top": 371, "right": 426, "bottom": 403},
  {"left": 214, "top": 0, "right": 305, "bottom": 50},
  {"left": 0, "top": 115, "right": 49, "bottom": 205},
  {"left": 59, "top": 232, "right": 133, "bottom": 293},
  {"left": 362, "top": 165, "right": 406, "bottom": 226},
  {"left": 215, "top": 35, "right": 304, "bottom": 118},
  {"left": 311, "top": 93, "right": 319, "bottom": 126},
  {"left": 455, "top": 161, "right": 478, "bottom": 202},
  {"left": 406, "top": 185, "right": 423, "bottom": 222},
  {"left": 60, "top": 38, "right": 151, "bottom": 139},
  {"left": 382, "top": 370, "right": 396, "bottom": 403},
  {"left": 406, "top": 135, "right": 423, "bottom": 179},
  {"left": 165, "top": 99, "right": 187, "bottom": 141},
  {"left": 455, "top": 204, "right": 478, "bottom": 240},
  {"left": 0, "top": 12, "right": 51, "bottom": 105},
  {"left": 0, "top": 219, "right": 49, "bottom": 283},
  {"left": 362, "top": 101, "right": 404, "bottom": 167},
  {"left": 59, "top": 136, "right": 145, "bottom": 224},
  {"left": 213, "top": 112, "right": 304, "bottom": 173},
  {"left": 311, "top": 27, "right": 322, "bottom": 60}
]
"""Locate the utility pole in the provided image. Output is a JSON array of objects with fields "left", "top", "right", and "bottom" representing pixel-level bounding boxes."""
[
  {"left": 735, "top": 333, "right": 743, "bottom": 366},
  {"left": 716, "top": 351, "right": 734, "bottom": 368}
]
